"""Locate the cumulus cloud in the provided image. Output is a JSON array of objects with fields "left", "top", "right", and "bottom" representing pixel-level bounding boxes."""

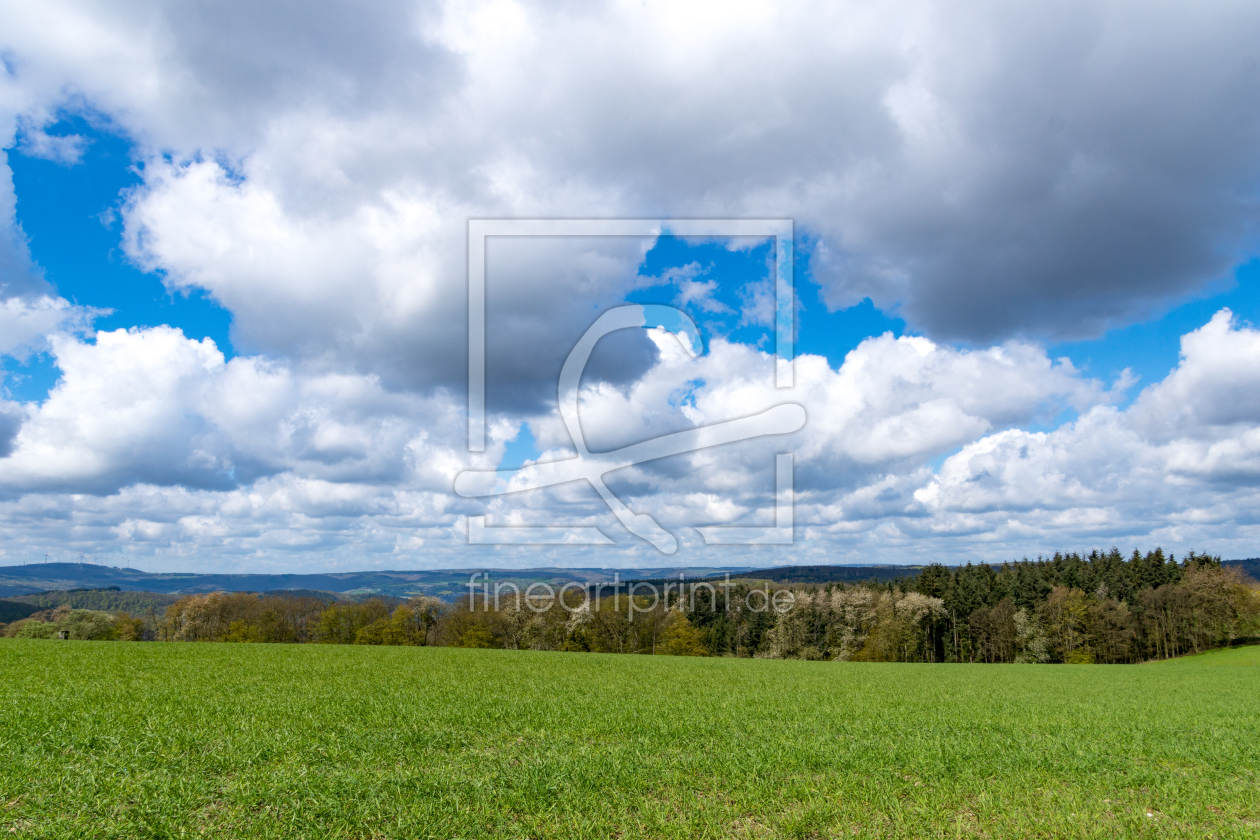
[
  {"left": 0, "top": 156, "right": 50, "bottom": 300},
  {"left": 0, "top": 295, "right": 91, "bottom": 358},
  {"left": 120, "top": 159, "right": 662, "bottom": 406},
  {"left": 14, "top": 121, "right": 89, "bottom": 165},
  {"left": 0, "top": 325, "right": 489, "bottom": 497},
  {"left": 0, "top": 310, "right": 1253, "bottom": 568},
  {"left": 1128, "top": 310, "right": 1260, "bottom": 442},
  {"left": 911, "top": 310, "right": 1260, "bottom": 556},
  {"left": 3, "top": 0, "right": 1257, "bottom": 356},
  {"left": 467, "top": 324, "right": 1096, "bottom": 554},
  {"left": 474, "top": 310, "right": 1260, "bottom": 563}
]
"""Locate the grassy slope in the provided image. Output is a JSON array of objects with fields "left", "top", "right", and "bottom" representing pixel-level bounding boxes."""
[{"left": 1, "top": 642, "right": 1257, "bottom": 839}]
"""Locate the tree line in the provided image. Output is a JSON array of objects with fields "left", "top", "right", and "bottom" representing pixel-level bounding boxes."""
[
  {"left": 2, "top": 549, "right": 1256, "bottom": 663},
  {"left": 892, "top": 549, "right": 1259, "bottom": 662}
]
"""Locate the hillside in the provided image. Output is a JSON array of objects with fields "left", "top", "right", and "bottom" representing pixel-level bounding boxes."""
[
  {"left": 0, "top": 562, "right": 755, "bottom": 599},
  {"left": 1230, "top": 557, "right": 1260, "bottom": 581},
  {"left": 3, "top": 558, "right": 1252, "bottom": 601},
  {"left": 740, "top": 558, "right": 1259, "bottom": 586},
  {"left": 730, "top": 564, "right": 925, "bottom": 584},
  {"left": 0, "top": 600, "right": 38, "bottom": 623}
]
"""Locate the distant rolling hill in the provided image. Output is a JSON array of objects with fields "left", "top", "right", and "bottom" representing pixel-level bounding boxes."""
[
  {"left": 2, "top": 559, "right": 1251, "bottom": 603},
  {"left": 736, "top": 559, "right": 1260, "bottom": 586},
  {"left": 1231, "top": 558, "right": 1260, "bottom": 582},
  {"left": 729, "top": 565, "right": 925, "bottom": 584},
  {"left": 0, "top": 562, "right": 755, "bottom": 600},
  {"left": 0, "top": 600, "right": 39, "bottom": 623}
]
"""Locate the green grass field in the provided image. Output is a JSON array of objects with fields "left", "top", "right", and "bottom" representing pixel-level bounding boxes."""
[{"left": 1, "top": 641, "right": 1257, "bottom": 839}]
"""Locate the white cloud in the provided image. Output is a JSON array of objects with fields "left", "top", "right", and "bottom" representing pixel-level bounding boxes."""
[
  {"left": 4, "top": 0, "right": 1258, "bottom": 350},
  {"left": 909, "top": 310, "right": 1260, "bottom": 557},
  {"left": 0, "top": 295, "right": 91, "bottom": 359},
  {"left": 477, "top": 310, "right": 1260, "bottom": 564},
  {"left": 15, "top": 122, "right": 89, "bottom": 165},
  {"left": 675, "top": 279, "right": 729, "bottom": 314},
  {"left": 0, "top": 324, "right": 491, "bottom": 496},
  {"left": 1128, "top": 309, "right": 1260, "bottom": 441},
  {"left": 0, "top": 310, "right": 1254, "bottom": 568},
  {"left": 502, "top": 324, "right": 1116, "bottom": 544}
]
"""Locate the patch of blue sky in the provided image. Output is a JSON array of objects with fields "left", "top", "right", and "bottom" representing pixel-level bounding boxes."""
[
  {"left": 630, "top": 233, "right": 905, "bottom": 371},
  {"left": 1023, "top": 406, "right": 1082, "bottom": 435},
  {"left": 925, "top": 446, "right": 961, "bottom": 473},
  {"left": 5, "top": 115, "right": 234, "bottom": 402},
  {"left": 500, "top": 421, "right": 540, "bottom": 470},
  {"left": 1049, "top": 259, "right": 1260, "bottom": 405},
  {"left": 2, "top": 352, "right": 62, "bottom": 404},
  {"left": 666, "top": 378, "right": 705, "bottom": 411},
  {"left": 638, "top": 303, "right": 702, "bottom": 357},
  {"left": 628, "top": 235, "right": 777, "bottom": 351},
  {"left": 793, "top": 237, "right": 905, "bottom": 369}
]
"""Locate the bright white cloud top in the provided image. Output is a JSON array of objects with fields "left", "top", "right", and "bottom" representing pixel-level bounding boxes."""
[{"left": 0, "top": 1, "right": 1259, "bottom": 570}]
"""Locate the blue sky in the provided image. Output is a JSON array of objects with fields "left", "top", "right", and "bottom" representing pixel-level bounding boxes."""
[
  {"left": 1049, "top": 259, "right": 1260, "bottom": 394},
  {"left": 3, "top": 3, "right": 1260, "bottom": 572},
  {"left": 5, "top": 118, "right": 233, "bottom": 403}
]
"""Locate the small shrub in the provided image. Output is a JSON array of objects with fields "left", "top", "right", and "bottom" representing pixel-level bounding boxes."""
[
  {"left": 455, "top": 626, "right": 496, "bottom": 648},
  {"left": 12, "top": 619, "right": 56, "bottom": 639},
  {"left": 657, "top": 613, "right": 708, "bottom": 656}
]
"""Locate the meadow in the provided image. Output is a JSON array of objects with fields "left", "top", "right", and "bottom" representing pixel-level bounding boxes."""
[{"left": 1, "top": 640, "right": 1257, "bottom": 839}]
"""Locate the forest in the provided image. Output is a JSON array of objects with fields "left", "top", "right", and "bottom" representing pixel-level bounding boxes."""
[{"left": 2, "top": 549, "right": 1256, "bottom": 663}]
